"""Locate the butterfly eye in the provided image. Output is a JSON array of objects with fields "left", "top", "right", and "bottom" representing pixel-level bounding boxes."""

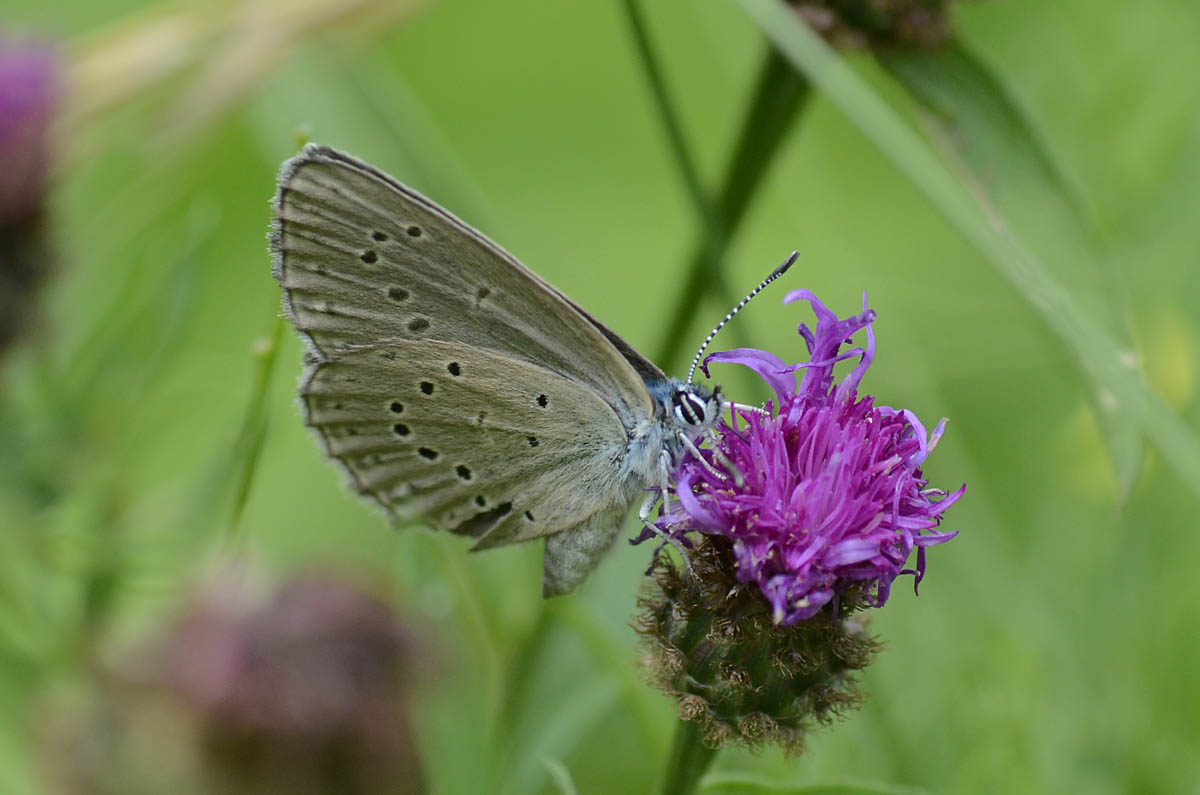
[{"left": 672, "top": 389, "right": 710, "bottom": 426}]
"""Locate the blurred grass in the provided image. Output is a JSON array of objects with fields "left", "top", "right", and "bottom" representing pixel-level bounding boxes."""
[{"left": 2, "top": 0, "right": 1199, "bottom": 793}]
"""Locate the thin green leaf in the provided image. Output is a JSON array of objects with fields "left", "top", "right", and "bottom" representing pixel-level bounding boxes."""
[
  {"left": 735, "top": 0, "right": 1200, "bottom": 500},
  {"left": 499, "top": 678, "right": 619, "bottom": 795},
  {"left": 542, "top": 756, "right": 580, "bottom": 795},
  {"left": 223, "top": 314, "right": 285, "bottom": 539},
  {"left": 491, "top": 598, "right": 666, "bottom": 789},
  {"left": 553, "top": 598, "right": 666, "bottom": 753},
  {"left": 494, "top": 601, "right": 557, "bottom": 747}
]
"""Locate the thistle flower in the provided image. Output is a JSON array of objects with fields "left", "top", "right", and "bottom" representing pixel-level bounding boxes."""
[
  {"left": 791, "top": 0, "right": 963, "bottom": 50},
  {"left": 638, "top": 289, "right": 962, "bottom": 751},
  {"left": 669, "top": 289, "right": 962, "bottom": 625},
  {"left": 40, "top": 572, "right": 427, "bottom": 795},
  {"left": 0, "top": 34, "right": 57, "bottom": 356}
]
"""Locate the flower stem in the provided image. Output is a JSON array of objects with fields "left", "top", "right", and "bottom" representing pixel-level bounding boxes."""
[
  {"left": 660, "top": 719, "right": 717, "bottom": 795},
  {"left": 620, "top": 0, "right": 714, "bottom": 231},
  {"left": 654, "top": 45, "right": 811, "bottom": 369}
]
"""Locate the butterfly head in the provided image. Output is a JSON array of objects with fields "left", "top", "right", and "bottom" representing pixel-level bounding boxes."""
[{"left": 651, "top": 380, "right": 735, "bottom": 484}]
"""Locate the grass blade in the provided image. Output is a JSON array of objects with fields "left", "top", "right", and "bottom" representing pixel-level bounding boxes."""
[
  {"left": 882, "top": 39, "right": 1143, "bottom": 497},
  {"left": 735, "top": 0, "right": 1200, "bottom": 499}
]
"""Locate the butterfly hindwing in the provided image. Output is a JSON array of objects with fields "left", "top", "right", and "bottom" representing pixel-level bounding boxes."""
[
  {"left": 542, "top": 505, "right": 629, "bottom": 596},
  {"left": 301, "top": 338, "right": 642, "bottom": 551}
]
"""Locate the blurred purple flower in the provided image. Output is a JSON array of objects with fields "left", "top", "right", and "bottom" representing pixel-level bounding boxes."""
[
  {"left": 163, "top": 573, "right": 426, "bottom": 793},
  {"left": 657, "top": 290, "right": 964, "bottom": 626},
  {"left": 0, "top": 35, "right": 56, "bottom": 222},
  {"left": 40, "top": 571, "right": 428, "bottom": 795},
  {"left": 0, "top": 35, "right": 58, "bottom": 355},
  {"left": 792, "top": 0, "right": 960, "bottom": 50},
  {"left": 166, "top": 575, "right": 416, "bottom": 740}
]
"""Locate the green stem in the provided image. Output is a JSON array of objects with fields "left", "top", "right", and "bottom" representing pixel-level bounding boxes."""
[
  {"left": 714, "top": 46, "right": 811, "bottom": 236},
  {"left": 660, "top": 720, "right": 718, "bottom": 795},
  {"left": 491, "top": 601, "right": 556, "bottom": 784},
  {"left": 621, "top": 0, "right": 749, "bottom": 357},
  {"left": 620, "top": 0, "right": 713, "bottom": 227},
  {"left": 225, "top": 313, "right": 285, "bottom": 540},
  {"left": 654, "top": 45, "right": 811, "bottom": 369}
]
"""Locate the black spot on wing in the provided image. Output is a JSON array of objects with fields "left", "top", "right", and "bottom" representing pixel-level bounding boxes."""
[{"left": 452, "top": 502, "right": 512, "bottom": 538}]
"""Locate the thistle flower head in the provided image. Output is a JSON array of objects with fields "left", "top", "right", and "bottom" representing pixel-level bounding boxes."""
[
  {"left": 660, "top": 289, "right": 963, "bottom": 627},
  {"left": 0, "top": 34, "right": 58, "bottom": 356},
  {"left": 40, "top": 572, "right": 427, "bottom": 795},
  {"left": 0, "top": 34, "right": 56, "bottom": 222},
  {"left": 636, "top": 536, "right": 879, "bottom": 753},
  {"left": 637, "top": 288, "right": 963, "bottom": 751},
  {"left": 792, "top": 0, "right": 962, "bottom": 50}
]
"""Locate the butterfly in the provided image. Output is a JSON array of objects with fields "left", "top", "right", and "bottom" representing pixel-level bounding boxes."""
[{"left": 270, "top": 144, "right": 792, "bottom": 595}]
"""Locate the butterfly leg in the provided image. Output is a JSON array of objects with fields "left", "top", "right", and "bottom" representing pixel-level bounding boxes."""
[
  {"left": 678, "top": 431, "right": 745, "bottom": 488},
  {"left": 706, "top": 435, "right": 744, "bottom": 487},
  {"left": 637, "top": 489, "right": 661, "bottom": 526},
  {"left": 634, "top": 457, "right": 695, "bottom": 573},
  {"left": 635, "top": 453, "right": 671, "bottom": 530},
  {"left": 730, "top": 400, "right": 771, "bottom": 417}
]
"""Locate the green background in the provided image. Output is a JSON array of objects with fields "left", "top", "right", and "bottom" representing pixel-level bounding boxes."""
[{"left": 3, "top": 0, "right": 1199, "bottom": 792}]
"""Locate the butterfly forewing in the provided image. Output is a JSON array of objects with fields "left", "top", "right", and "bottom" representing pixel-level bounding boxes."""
[{"left": 272, "top": 145, "right": 653, "bottom": 427}]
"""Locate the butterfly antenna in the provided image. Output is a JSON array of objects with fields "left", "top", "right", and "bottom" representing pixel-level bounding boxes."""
[{"left": 686, "top": 252, "right": 798, "bottom": 383}]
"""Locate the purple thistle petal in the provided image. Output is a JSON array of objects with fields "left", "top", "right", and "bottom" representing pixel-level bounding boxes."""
[
  {"left": 628, "top": 525, "right": 659, "bottom": 546},
  {"left": 673, "top": 469, "right": 726, "bottom": 532},
  {"left": 704, "top": 347, "right": 795, "bottom": 405},
  {"left": 837, "top": 293, "right": 876, "bottom": 400}
]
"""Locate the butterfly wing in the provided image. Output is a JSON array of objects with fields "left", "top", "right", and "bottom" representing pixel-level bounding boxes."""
[
  {"left": 271, "top": 144, "right": 654, "bottom": 428},
  {"left": 302, "top": 337, "right": 640, "bottom": 541},
  {"left": 548, "top": 295, "right": 667, "bottom": 385},
  {"left": 271, "top": 145, "right": 659, "bottom": 593}
]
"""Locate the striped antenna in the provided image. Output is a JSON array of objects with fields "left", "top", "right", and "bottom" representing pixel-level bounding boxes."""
[{"left": 687, "top": 251, "right": 798, "bottom": 383}]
